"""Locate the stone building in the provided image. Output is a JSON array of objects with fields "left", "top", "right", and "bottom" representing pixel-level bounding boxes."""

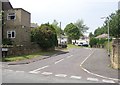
[
  {"left": 1, "top": 0, "right": 32, "bottom": 56},
  {"left": 3, "top": 8, "right": 31, "bottom": 46}
]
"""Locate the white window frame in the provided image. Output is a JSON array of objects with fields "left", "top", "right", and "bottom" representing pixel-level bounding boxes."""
[
  {"left": 7, "top": 30, "right": 16, "bottom": 38},
  {"left": 7, "top": 13, "right": 16, "bottom": 20}
]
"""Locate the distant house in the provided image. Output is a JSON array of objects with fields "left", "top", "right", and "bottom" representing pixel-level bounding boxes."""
[
  {"left": 2, "top": 0, "right": 31, "bottom": 47},
  {"left": 95, "top": 34, "right": 108, "bottom": 39},
  {"left": 31, "top": 23, "right": 39, "bottom": 29}
]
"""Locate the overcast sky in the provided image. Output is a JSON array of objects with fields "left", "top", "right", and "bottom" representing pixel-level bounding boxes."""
[{"left": 9, "top": 0, "right": 119, "bottom": 35}]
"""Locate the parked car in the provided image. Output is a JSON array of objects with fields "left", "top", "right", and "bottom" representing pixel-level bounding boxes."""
[{"left": 75, "top": 40, "right": 89, "bottom": 47}]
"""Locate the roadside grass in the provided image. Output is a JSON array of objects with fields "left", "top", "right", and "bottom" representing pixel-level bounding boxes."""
[
  {"left": 67, "top": 44, "right": 81, "bottom": 49},
  {"left": 104, "top": 41, "right": 112, "bottom": 53},
  {"left": 3, "top": 50, "right": 58, "bottom": 62},
  {"left": 3, "top": 44, "right": 81, "bottom": 62}
]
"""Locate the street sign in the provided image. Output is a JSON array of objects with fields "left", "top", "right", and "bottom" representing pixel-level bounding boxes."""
[{"left": 2, "top": 48, "right": 8, "bottom": 51}]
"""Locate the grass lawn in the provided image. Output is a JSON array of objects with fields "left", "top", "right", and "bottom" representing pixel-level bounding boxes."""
[
  {"left": 67, "top": 44, "right": 81, "bottom": 49},
  {"left": 3, "top": 50, "right": 58, "bottom": 62}
]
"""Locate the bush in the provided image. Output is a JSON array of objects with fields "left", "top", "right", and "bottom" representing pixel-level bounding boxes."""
[
  {"left": 31, "top": 24, "right": 58, "bottom": 51},
  {"left": 2, "top": 38, "right": 13, "bottom": 45},
  {"left": 89, "top": 38, "right": 98, "bottom": 47}
]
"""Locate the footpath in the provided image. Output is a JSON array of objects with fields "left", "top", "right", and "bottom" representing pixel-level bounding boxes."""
[{"left": 82, "top": 48, "right": 120, "bottom": 81}]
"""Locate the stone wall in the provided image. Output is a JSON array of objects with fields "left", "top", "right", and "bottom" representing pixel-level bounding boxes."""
[
  {"left": 2, "top": 43, "right": 41, "bottom": 57},
  {"left": 111, "top": 39, "right": 120, "bottom": 69}
]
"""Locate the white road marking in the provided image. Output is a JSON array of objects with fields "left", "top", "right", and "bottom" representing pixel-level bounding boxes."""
[
  {"left": 15, "top": 71, "right": 25, "bottom": 73},
  {"left": 67, "top": 55, "right": 73, "bottom": 58},
  {"left": 70, "top": 76, "right": 81, "bottom": 79},
  {"left": 55, "top": 74, "right": 67, "bottom": 77},
  {"left": 81, "top": 66, "right": 120, "bottom": 81},
  {"left": 87, "top": 77, "right": 99, "bottom": 81},
  {"left": 102, "top": 79, "right": 115, "bottom": 83},
  {"left": 55, "top": 59, "right": 64, "bottom": 64},
  {"left": 80, "top": 49, "right": 120, "bottom": 82},
  {"left": 29, "top": 71, "right": 40, "bottom": 74},
  {"left": 41, "top": 72, "right": 53, "bottom": 75},
  {"left": 29, "top": 65, "right": 49, "bottom": 74},
  {"left": 7, "top": 70, "right": 13, "bottom": 72},
  {"left": 80, "top": 50, "right": 95, "bottom": 66}
]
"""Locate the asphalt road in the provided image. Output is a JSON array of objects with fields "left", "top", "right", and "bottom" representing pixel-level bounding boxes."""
[{"left": 2, "top": 48, "right": 119, "bottom": 83}]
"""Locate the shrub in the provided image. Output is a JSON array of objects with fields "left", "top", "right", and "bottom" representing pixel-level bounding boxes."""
[
  {"left": 2, "top": 38, "right": 13, "bottom": 45},
  {"left": 31, "top": 24, "right": 58, "bottom": 51}
]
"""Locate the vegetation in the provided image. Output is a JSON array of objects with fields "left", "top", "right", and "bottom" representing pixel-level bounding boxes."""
[
  {"left": 94, "top": 10, "right": 120, "bottom": 38},
  {"left": 64, "top": 23, "right": 80, "bottom": 43},
  {"left": 89, "top": 38, "right": 108, "bottom": 48},
  {"left": 2, "top": 38, "right": 13, "bottom": 45},
  {"left": 31, "top": 23, "right": 58, "bottom": 51},
  {"left": 51, "top": 20, "right": 64, "bottom": 37},
  {"left": 4, "top": 51, "right": 58, "bottom": 62},
  {"left": 74, "top": 19, "right": 89, "bottom": 35},
  {"left": 89, "top": 32, "right": 94, "bottom": 38}
]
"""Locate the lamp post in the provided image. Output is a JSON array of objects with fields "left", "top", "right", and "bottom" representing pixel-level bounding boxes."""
[
  {"left": 59, "top": 22, "right": 62, "bottom": 46},
  {"left": 101, "top": 17, "right": 110, "bottom": 57}
]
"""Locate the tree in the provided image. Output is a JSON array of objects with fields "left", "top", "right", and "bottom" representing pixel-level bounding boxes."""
[
  {"left": 97, "top": 10, "right": 120, "bottom": 38},
  {"left": 51, "top": 20, "right": 64, "bottom": 37},
  {"left": 74, "top": 19, "right": 89, "bottom": 35},
  {"left": 64, "top": 23, "right": 80, "bottom": 43},
  {"left": 108, "top": 10, "right": 120, "bottom": 38},
  {"left": 31, "top": 23, "right": 58, "bottom": 50},
  {"left": 94, "top": 26, "right": 107, "bottom": 37},
  {"left": 89, "top": 38, "right": 98, "bottom": 47},
  {"left": 89, "top": 32, "right": 94, "bottom": 38}
]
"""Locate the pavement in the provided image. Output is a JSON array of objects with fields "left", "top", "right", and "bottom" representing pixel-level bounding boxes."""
[{"left": 82, "top": 48, "right": 120, "bottom": 80}]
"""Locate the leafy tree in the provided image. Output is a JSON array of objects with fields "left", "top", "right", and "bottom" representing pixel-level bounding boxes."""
[
  {"left": 89, "top": 38, "right": 98, "bottom": 47},
  {"left": 64, "top": 23, "right": 80, "bottom": 43},
  {"left": 74, "top": 19, "right": 89, "bottom": 35},
  {"left": 31, "top": 24, "right": 58, "bottom": 50},
  {"left": 51, "top": 20, "right": 64, "bottom": 37},
  {"left": 89, "top": 32, "right": 94, "bottom": 38},
  {"left": 95, "top": 10, "right": 120, "bottom": 38},
  {"left": 94, "top": 26, "right": 107, "bottom": 37},
  {"left": 108, "top": 10, "right": 120, "bottom": 38}
]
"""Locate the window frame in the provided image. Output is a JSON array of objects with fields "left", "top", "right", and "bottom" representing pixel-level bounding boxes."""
[
  {"left": 7, "top": 13, "right": 16, "bottom": 20},
  {"left": 7, "top": 30, "right": 16, "bottom": 39}
]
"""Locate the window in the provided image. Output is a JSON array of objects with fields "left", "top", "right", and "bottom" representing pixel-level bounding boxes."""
[
  {"left": 7, "top": 13, "right": 16, "bottom": 20},
  {"left": 7, "top": 31, "right": 16, "bottom": 38}
]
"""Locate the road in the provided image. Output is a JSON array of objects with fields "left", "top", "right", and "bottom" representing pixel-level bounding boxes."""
[{"left": 2, "top": 48, "right": 120, "bottom": 83}]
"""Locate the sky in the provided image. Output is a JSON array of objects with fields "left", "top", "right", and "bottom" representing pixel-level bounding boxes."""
[{"left": 9, "top": 0, "right": 119, "bottom": 35}]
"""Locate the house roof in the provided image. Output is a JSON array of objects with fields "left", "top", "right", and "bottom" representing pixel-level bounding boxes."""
[
  {"left": 0, "top": 0, "right": 9, "bottom": 2},
  {"left": 1, "top": 0, "right": 13, "bottom": 10},
  {"left": 95, "top": 34, "right": 108, "bottom": 39},
  {"left": 13, "top": 8, "right": 30, "bottom": 14}
]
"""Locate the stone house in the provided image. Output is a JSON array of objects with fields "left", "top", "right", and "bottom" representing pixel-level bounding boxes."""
[
  {"left": 1, "top": 0, "right": 32, "bottom": 56},
  {"left": 3, "top": 8, "right": 31, "bottom": 46}
]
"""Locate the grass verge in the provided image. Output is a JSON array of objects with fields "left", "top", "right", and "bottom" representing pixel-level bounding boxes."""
[{"left": 3, "top": 50, "right": 58, "bottom": 62}]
